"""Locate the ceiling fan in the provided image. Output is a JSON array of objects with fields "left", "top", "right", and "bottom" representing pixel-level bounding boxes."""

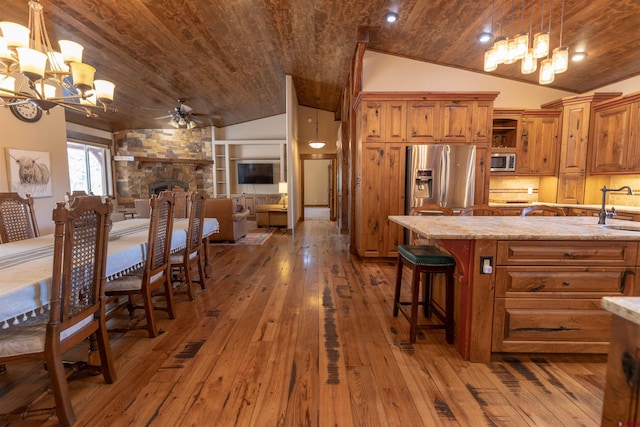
[{"left": 154, "top": 98, "right": 215, "bottom": 129}]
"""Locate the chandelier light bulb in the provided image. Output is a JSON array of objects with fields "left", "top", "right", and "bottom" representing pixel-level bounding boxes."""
[
  {"left": 16, "top": 47, "right": 47, "bottom": 80},
  {"left": 521, "top": 49, "right": 538, "bottom": 74},
  {"left": 0, "top": 22, "right": 29, "bottom": 48},
  {"left": 539, "top": 58, "right": 555, "bottom": 84},
  {"left": 493, "top": 37, "right": 508, "bottom": 64},
  {"left": 484, "top": 47, "right": 498, "bottom": 72},
  {"left": 58, "top": 40, "right": 84, "bottom": 63},
  {"left": 504, "top": 38, "right": 518, "bottom": 65},
  {"left": 552, "top": 46, "right": 569, "bottom": 73},
  {"left": 93, "top": 79, "right": 115, "bottom": 103},
  {"left": 514, "top": 33, "right": 529, "bottom": 60},
  {"left": 533, "top": 32, "right": 550, "bottom": 58},
  {"left": 0, "top": 75, "right": 15, "bottom": 96}
]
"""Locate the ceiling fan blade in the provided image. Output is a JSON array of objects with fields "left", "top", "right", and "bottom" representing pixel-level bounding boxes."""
[
  {"left": 180, "top": 104, "right": 193, "bottom": 114},
  {"left": 154, "top": 114, "right": 173, "bottom": 120}
]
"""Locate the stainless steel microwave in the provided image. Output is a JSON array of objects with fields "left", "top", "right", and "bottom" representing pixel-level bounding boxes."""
[{"left": 490, "top": 152, "right": 516, "bottom": 172}]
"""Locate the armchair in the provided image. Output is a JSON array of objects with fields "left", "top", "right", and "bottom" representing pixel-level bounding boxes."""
[{"left": 205, "top": 198, "right": 249, "bottom": 242}]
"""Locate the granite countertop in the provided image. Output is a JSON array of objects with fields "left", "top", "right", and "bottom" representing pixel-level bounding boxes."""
[
  {"left": 602, "top": 297, "right": 640, "bottom": 325},
  {"left": 388, "top": 215, "right": 640, "bottom": 240}
]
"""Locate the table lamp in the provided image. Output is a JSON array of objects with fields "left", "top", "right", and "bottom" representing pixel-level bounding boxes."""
[{"left": 278, "top": 181, "right": 288, "bottom": 210}]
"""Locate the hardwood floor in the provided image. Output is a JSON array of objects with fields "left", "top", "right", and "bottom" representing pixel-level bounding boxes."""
[{"left": 1, "top": 220, "right": 606, "bottom": 426}]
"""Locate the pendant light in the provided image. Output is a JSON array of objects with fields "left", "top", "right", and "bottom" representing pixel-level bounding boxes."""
[
  {"left": 533, "top": 0, "right": 549, "bottom": 58},
  {"left": 539, "top": 57, "right": 555, "bottom": 84},
  {"left": 513, "top": 0, "right": 529, "bottom": 59},
  {"left": 309, "top": 109, "right": 326, "bottom": 149},
  {"left": 552, "top": 0, "right": 568, "bottom": 73}
]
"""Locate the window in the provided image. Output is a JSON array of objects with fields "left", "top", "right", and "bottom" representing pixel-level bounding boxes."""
[{"left": 67, "top": 142, "right": 110, "bottom": 196}]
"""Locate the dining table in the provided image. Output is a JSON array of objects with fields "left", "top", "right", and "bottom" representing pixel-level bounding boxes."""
[{"left": 0, "top": 217, "right": 219, "bottom": 329}]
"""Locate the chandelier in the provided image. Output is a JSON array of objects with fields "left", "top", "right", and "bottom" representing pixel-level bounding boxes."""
[
  {"left": 481, "top": 0, "right": 574, "bottom": 85},
  {"left": 309, "top": 109, "right": 326, "bottom": 149},
  {"left": 0, "top": 0, "right": 115, "bottom": 117}
]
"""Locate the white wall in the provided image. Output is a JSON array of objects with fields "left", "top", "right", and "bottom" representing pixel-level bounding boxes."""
[
  {"left": 214, "top": 114, "right": 286, "bottom": 140},
  {"left": 304, "top": 159, "right": 330, "bottom": 205},
  {"left": 594, "top": 75, "right": 640, "bottom": 95},
  {"left": 286, "top": 74, "right": 298, "bottom": 230},
  {"left": 0, "top": 106, "right": 70, "bottom": 235},
  {"left": 363, "top": 50, "right": 574, "bottom": 108},
  {"left": 297, "top": 106, "right": 340, "bottom": 154}
]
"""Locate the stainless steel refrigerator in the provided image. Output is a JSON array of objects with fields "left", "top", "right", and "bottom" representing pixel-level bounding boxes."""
[{"left": 405, "top": 144, "right": 476, "bottom": 214}]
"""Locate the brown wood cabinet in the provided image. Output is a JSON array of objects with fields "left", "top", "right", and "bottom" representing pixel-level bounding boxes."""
[
  {"left": 354, "top": 92, "right": 498, "bottom": 258},
  {"left": 517, "top": 111, "right": 560, "bottom": 175},
  {"left": 354, "top": 143, "right": 405, "bottom": 257},
  {"left": 359, "top": 100, "right": 407, "bottom": 143},
  {"left": 492, "top": 240, "right": 638, "bottom": 353},
  {"left": 490, "top": 109, "right": 560, "bottom": 176},
  {"left": 407, "top": 98, "right": 492, "bottom": 143},
  {"left": 601, "top": 314, "right": 640, "bottom": 425},
  {"left": 591, "top": 92, "right": 640, "bottom": 174},
  {"left": 543, "top": 93, "right": 622, "bottom": 203}
]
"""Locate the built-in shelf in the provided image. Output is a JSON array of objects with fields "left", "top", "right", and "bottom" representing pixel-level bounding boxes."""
[{"left": 114, "top": 156, "right": 214, "bottom": 170}]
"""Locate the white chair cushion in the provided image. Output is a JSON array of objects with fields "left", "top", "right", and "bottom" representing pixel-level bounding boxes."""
[
  {"left": 0, "top": 322, "right": 46, "bottom": 357},
  {"left": 105, "top": 268, "right": 165, "bottom": 292}
]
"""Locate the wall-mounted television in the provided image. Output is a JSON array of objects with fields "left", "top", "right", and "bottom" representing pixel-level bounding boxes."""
[{"left": 237, "top": 163, "right": 274, "bottom": 184}]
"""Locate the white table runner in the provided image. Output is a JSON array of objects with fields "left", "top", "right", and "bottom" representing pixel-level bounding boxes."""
[{"left": 0, "top": 217, "right": 218, "bottom": 328}]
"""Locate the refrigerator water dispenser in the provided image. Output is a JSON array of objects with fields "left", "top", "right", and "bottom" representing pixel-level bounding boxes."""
[{"left": 414, "top": 169, "right": 433, "bottom": 198}]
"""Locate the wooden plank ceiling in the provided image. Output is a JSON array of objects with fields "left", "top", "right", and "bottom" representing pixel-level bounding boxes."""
[{"left": 2, "top": 0, "right": 639, "bottom": 132}]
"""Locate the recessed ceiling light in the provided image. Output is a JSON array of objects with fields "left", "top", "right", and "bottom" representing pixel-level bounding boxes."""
[
  {"left": 477, "top": 32, "right": 493, "bottom": 43},
  {"left": 383, "top": 11, "right": 398, "bottom": 23},
  {"left": 571, "top": 51, "right": 588, "bottom": 62}
]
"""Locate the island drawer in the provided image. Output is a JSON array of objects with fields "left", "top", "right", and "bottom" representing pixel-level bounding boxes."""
[
  {"left": 492, "top": 298, "right": 612, "bottom": 353},
  {"left": 495, "top": 266, "right": 636, "bottom": 297},
  {"left": 496, "top": 241, "right": 638, "bottom": 266}
]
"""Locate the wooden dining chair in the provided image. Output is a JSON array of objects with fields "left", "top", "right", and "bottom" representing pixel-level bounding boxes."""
[
  {"left": 459, "top": 204, "right": 504, "bottom": 216},
  {"left": 171, "top": 191, "right": 207, "bottom": 300},
  {"left": 105, "top": 191, "right": 176, "bottom": 337},
  {"left": 134, "top": 198, "right": 151, "bottom": 218},
  {"left": 0, "top": 192, "right": 39, "bottom": 243},
  {"left": 172, "top": 188, "right": 190, "bottom": 219},
  {"left": 520, "top": 205, "right": 566, "bottom": 216},
  {"left": 0, "top": 196, "right": 116, "bottom": 426}
]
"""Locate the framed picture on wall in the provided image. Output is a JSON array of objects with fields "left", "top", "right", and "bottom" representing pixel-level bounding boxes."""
[{"left": 6, "top": 148, "right": 52, "bottom": 198}]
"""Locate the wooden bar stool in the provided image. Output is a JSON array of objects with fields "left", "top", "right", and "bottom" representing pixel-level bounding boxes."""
[{"left": 393, "top": 244, "right": 456, "bottom": 344}]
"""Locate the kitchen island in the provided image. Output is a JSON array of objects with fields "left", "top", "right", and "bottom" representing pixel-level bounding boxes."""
[{"left": 389, "top": 215, "right": 640, "bottom": 362}]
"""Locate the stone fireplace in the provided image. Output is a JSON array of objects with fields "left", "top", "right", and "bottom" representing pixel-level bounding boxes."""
[
  {"left": 149, "top": 178, "right": 190, "bottom": 195},
  {"left": 113, "top": 128, "right": 214, "bottom": 208}
]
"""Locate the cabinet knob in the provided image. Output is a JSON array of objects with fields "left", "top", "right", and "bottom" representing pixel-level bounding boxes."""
[{"left": 561, "top": 281, "right": 570, "bottom": 286}]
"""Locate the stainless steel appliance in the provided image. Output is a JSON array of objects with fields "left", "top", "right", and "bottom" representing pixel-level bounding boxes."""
[
  {"left": 405, "top": 144, "right": 476, "bottom": 215},
  {"left": 490, "top": 152, "right": 516, "bottom": 172}
]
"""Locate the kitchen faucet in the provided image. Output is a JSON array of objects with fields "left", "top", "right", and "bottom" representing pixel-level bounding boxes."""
[{"left": 599, "top": 185, "right": 634, "bottom": 224}]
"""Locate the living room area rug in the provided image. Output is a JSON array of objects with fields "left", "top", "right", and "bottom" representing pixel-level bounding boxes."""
[{"left": 211, "top": 227, "right": 276, "bottom": 246}]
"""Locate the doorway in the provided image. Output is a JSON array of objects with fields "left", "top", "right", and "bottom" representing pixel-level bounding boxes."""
[{"left": 300, "top": 154, "right": 337, "bottom": 222}]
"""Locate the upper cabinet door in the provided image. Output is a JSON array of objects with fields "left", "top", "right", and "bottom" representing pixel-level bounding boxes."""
[
  {"left": 385, "top": 101, "right": 407, "bottom": 142},
  {"left": 361, "top": 101, "right": 385, "bottom": 143},
  {"left": 407, "top": 101, "right": 439, "bottom": 142},
  {"left": 534, "top": 116, "right": 560, "bottom": 175},
  {"left": 625, "top": 101, "right": 640, "bottom": 171},
  {"left": 440, "top": 101, "right": 472, "bottom": 142},
  {"left": 591, "top": 104, "right": 630, "bottom": 173},
  {"left": 559, "top": 102, "right": 590, "bottom": 173},
  {"left": 472, "top": 101, "right": 493, "bottom": 144}
]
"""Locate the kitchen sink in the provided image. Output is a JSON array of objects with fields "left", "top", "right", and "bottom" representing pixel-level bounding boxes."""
[{"left": 604, "top": 224, "right": 640, "bottom": 232}]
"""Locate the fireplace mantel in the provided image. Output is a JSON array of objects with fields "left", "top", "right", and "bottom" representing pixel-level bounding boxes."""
[{"left": 114, "top": 156, "right": 214, "bottom": 170}]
